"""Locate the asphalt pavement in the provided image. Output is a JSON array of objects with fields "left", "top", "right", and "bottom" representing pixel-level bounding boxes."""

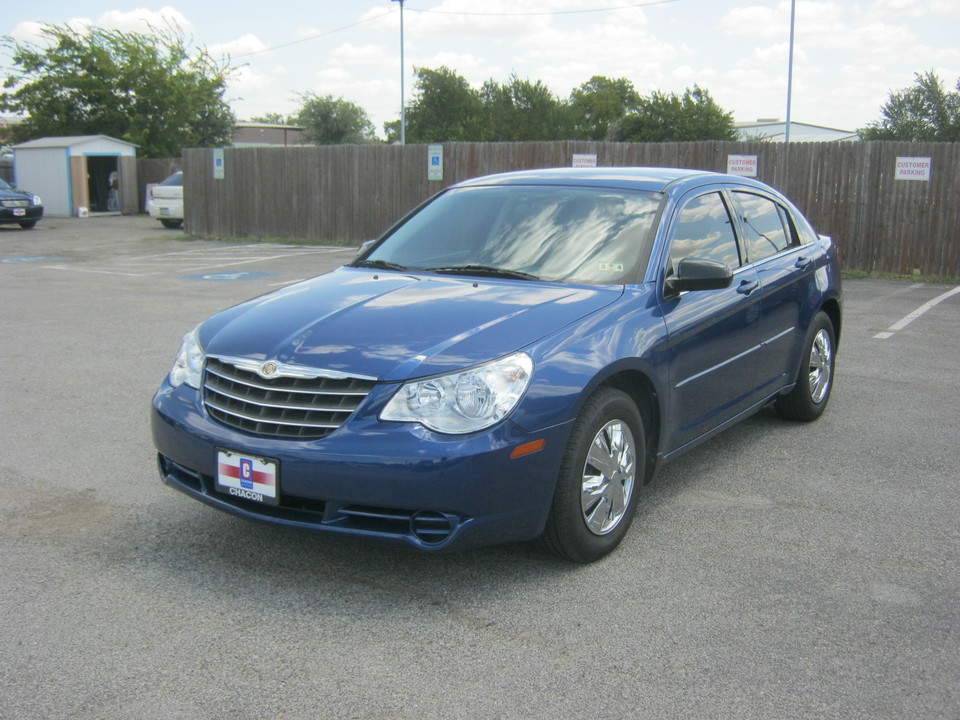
[{"left": 1, "top": 215, "right": 958, "bottom": 719}]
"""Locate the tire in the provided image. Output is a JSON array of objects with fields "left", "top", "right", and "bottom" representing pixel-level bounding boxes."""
[
  {"left": 18, "top": 220, "right": 37, "bottom": 229},
  {"left": 160, "top": 218, "right": 183, "bottom": 229},
  {"left": 540, "top": 387, "right": 645, "bottom": 563},
  {"left": 776, "top": 311, "right": 836, "bottom": 421}
]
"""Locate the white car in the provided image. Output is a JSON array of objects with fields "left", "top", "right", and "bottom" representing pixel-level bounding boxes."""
[{"left": 147, "top": 171, "right": 184, "bottom": 228}]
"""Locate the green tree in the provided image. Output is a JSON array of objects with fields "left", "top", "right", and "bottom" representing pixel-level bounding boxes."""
[
  {"left": 481, "top": 74, "right": 567, "bottom": 141},
  {"left": 1, "top": 24, "right": 235, "bottom": 157},
  {"left": 293, "top": 93, "right": 375, "bottom": 145},
  {"left": 382, "top": 118, "right": 402, "bottom": 144},
  {"left": 859, "top": 71, "right": 960, "bottom": 141},
  {"left": 248, "top": 112, "right": 291, "bottom": 125},
  {"left": 568, "top": 75, "right": 640, "bottom": 140},
  {"left": 403, "top": 66, "right": 485, "bottom": 143},
  {"left": 610, "top": 86, "right": 736, "bottom": 142}
]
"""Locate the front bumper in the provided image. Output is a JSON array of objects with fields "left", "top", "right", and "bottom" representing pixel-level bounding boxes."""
[
  {"left": 0, "top": 206, "right": 43, "bottom": 224},
  {"left": 151, "top": 382, "right": 570, "bottom": 551}
]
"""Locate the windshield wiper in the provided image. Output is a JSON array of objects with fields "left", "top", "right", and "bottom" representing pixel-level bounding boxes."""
[
  {"left": 353, "top": 258, "right": 409, "bottom": 271},
  {"left": 427, "top": 265, "right": 539, "bottom": 281}
]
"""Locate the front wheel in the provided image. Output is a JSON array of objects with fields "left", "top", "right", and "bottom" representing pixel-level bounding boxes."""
[
  {"left": 539, "top": 387, "right": 645, "bottom": 563},
  {"left": 776, "top": 311, "right": 836, "bottom": 421},
  {"left": 19, "top": 220, "right": 37, "bottom": 229}
]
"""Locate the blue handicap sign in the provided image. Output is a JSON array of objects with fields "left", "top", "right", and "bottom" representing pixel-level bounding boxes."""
[{"left": 183, "top": 271, "right": 278, "bottom": 282}]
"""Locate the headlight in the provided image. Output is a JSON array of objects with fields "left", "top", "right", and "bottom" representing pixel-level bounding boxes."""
[
  {"left": 32, "top": 195, "right": 42, "bottom": 205},
  {"left": 169, "top": 327, "right": 205, "bottom": 389},
  {"left": 380, "top": 352, "right": 533, "bottom": 434}
]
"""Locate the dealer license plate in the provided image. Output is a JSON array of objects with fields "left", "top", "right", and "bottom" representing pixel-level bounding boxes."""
[
  {"left": 216, "top": 450, "right": 279, "bottom": 506},
  {"left": 14, "top": 208, "right": 25, "bottom": 216}
]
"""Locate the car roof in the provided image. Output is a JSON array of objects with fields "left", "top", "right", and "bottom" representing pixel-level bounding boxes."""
[{"left": 452, "top": 166, "right": 729, "bottom": 193}]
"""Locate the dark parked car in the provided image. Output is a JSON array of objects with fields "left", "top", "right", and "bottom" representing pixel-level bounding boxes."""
[
  {"left": 0, "top": 177, "right": 43, "bottom": 229},
  {"left": 152, "top": 167, "right": 842, "bottom": 562}
]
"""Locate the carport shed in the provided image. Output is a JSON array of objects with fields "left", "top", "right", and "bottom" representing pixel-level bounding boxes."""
[{"left": 12, "top": 135, "right": 138, "bottom": 217}]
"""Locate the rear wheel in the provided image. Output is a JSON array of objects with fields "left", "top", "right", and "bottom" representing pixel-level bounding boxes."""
[
  {"left": 540, "top": 387, "right": 645, "bottom": 563},
  {"left": 160, "top": 218, "right": 183, "bottom": 229},
  {"left": 776, "top": 311, "right": 836, "bottom": 421}
]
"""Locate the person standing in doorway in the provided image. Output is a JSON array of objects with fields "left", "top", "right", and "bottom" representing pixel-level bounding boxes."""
[{"left": 107, "top": 170, "right": 119, "bottom": 212}]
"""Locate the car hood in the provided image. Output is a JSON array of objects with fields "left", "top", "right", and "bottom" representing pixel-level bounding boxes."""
[
  {"left": 199, "top": 266, "right": 622, "bottom": 381},
  {"left": 0, "top": 187, "right": 34, "bottom": 200}
]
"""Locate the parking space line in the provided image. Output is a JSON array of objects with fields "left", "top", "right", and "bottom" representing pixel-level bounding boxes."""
[
  {"left": 31, "top": 244, "right": 354, "bottom": 279},
  {"left": 128, "top": 244, "right": 288, "bottom": 260},
  {"left": 112, "top": 246, "right": 348, "bottom": 267},
  {"left": 43, "top": 265, "right": 160, "bottom": 277},
  {"left": 874, "top": 285, "right": 960, "bottom": 339},
  {"left": 174, "top": 250, "right": 341, "bottom": 274}
]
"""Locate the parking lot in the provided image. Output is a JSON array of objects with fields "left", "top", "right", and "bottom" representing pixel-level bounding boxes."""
[{"left": 2, "top": 215, "right": 958, "bottom": 719}]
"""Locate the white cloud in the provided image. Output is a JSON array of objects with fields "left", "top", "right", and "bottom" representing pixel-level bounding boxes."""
[
  {"left": 672, "top": 65, "right": 717, "bottom": 85},
  {"left": 720, "top": 2, "right": 845, "bottom": 41},
  {"left": 871, "top": 0, "right": 960, "bottom": 18},
  {"left": 95, "top": 7, "right": 194, "bottom": 35},
  {"left": 819, "top": 20, "right": 915, "bottom": 52},
  {"left": 9, "top": 8, "right": 193, "bottom": 45},
  {"left": 9, "top": 21, "right": 49, "bottom": 44},
  {"left": 719, "top": 4, "right": 781, "bottom": 37},
  {"left": 209, "top": 34, "right": 271, "bottom": 60},
  {"left": 750, "top": 41, "right": 809, "bottom": 66},
  {"left": 330, "top": 43, "right": 391, "bottom": 65},
  {"left": 227, "top": 64, "right": 301, "bottom": 121},
  {"left": 314, "top": 66, "right": 353, "bottom": 85}
]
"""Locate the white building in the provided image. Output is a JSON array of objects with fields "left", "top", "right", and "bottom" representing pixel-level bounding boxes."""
[
  {"left": 12, "top": 135, "right": 138, "bottom": 216},
  {"left": 735, "top": 120, "right": 859, "bottom": 143}
]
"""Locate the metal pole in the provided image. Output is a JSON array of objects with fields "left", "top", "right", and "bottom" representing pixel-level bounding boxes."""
[
  {"left": 392, "top": 0, "right": 406, "bottom": 145},
  {"left": 783, "top": 0, "right": 796, "bottom": 187}
]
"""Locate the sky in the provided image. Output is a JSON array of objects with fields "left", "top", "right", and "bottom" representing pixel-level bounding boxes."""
[{"left": 3, "top": 1, "right": 959, "bottom": 139}]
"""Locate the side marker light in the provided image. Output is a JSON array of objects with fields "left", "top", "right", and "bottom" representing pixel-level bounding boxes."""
[{"left": 510, "top": 438, "right": 545, "bottom": 459}]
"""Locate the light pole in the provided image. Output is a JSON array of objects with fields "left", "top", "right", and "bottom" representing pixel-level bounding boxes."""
[
  {"left": 782, "top": 0, "right": 796, "bottom": 188},
  {"left": 392, "top": 0, "right": 406, "bottom": 145},
  {"left": 785, "top": 0, "right": 796, "bottom": 144}
]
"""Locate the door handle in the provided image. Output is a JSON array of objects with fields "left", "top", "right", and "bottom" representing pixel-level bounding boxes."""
[
  {"left": 737, "top": 279, "right": 760, "bottom": 295},
  {"left": 795, "top": 255, "right": 814, "bottom": 270}
]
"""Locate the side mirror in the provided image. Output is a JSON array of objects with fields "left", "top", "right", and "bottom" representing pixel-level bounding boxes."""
[
  {"left": 664, "top": 257, "right": 734, "bottom": 296},
  {"left": 355, "top": 239, "right": 376, "bottom": 258}
]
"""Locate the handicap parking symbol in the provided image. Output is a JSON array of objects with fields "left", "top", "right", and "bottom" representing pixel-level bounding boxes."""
[{"left": 183, "top": 271, "right": 278, "bottom": 282}]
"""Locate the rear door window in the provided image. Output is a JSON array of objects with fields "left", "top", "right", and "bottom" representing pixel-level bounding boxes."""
[{"left": 731, "top": 191, "right": 793, "bottom": 263}]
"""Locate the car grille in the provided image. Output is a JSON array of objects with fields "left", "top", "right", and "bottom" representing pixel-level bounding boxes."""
[
  {"left": 1, "top": 199, "right": 30, "bottom": 208},
  {"left": 202, "top": 357, "right": 376, "bottom": 439}
]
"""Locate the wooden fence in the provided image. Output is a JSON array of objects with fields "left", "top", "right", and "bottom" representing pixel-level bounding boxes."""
[{"left": 181, "top": 141, "right": 960, "bottom": 278}]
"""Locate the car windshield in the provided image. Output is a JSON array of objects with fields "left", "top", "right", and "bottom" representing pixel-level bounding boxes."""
[
  {"left": 0, "top": 178, "right": 13, "bottom": 190},
  {"left": 358, "top": 185, "right": 662, "bottom": 284},
  {"left": 161, "top": 172, "right": 183, "bottom": 187}
]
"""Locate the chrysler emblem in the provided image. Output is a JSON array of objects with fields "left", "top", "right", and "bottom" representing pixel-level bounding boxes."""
[{"left": 260, "top": 361, "right": 279, "bottom": 377}]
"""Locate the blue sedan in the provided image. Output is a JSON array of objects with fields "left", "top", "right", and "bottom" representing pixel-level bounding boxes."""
[{"left": 151, "top": 167, "right": 842, "bottom": 562}]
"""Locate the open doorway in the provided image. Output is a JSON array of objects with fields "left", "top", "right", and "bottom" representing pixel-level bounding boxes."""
[{"left": 86, "top": 155, "right": 120, "bottom": 213}]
